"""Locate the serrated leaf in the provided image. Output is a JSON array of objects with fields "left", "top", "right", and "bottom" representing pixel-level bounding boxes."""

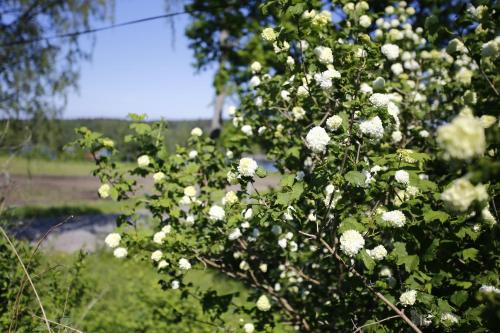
[
  {"left": 280, "top": 174, "right": 295, "bottom": 187},
  {"left": 423, "top": 209, "right": 449, "bottom": 223},
  {"left": 338, "top": 217, "right": 366, "bottom": 233},
  {"left": 451, "top": 290, "right": 468, "bottom": 307},
  {"left": 462, "top": 248, "right": 479, "bottom": 261},
  {"left": 360, "top": 250, "right": 375, "bottom": 271},
  {"left": 345, "top": 171, "right": 366, "bottom": 186}
]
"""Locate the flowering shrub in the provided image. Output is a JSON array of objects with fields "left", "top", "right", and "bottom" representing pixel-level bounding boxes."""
[{"left": 76, "top": 1, "right": 499, "bottom": 332}]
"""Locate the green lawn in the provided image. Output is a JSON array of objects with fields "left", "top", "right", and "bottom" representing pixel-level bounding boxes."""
[{"left": 39, "top": 250, "right": 264, "bottom": 333}]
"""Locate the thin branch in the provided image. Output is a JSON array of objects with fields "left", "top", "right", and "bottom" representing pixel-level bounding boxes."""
[
  {"left": 30, "top": 313, "right": 83, "bottom": 333},
  {"left": 0, "top": 227, "right": 52, "bottom": 332},
  {"left": 10, "top": 216, "right": 73, "bottom": 331},
  {"left": 353, "top": 315, "right": 400, "bottom": 332},
  {"left": 319, "top": 238, "right": 422, "bottom": 333}
]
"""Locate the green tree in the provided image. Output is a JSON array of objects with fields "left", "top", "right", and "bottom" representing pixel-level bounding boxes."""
[
  {"left": 0, "top": 0, "right": 113, "bottom": 119},
  {"left": 184, "top": 0, "right": 324, "bottom": 138}
]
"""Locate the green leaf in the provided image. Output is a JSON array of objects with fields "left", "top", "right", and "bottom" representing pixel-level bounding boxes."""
[
  {"left": 397, "top": 255, "right": 420, "bottom": 273},
  {"left": 391, "top": 242, "right": 408, "bottom": 258},
  {"left": 423, "top": 209, "right": 449, "bottom": 223},
  {"left": 359, "top": 250, "right": 375, "bottom": 271},
  {"left": 276, "top": 192, "right": 291, "bottom": 206},
  {"left": 285, "top": 3, "right": 305, "bottom": 17},
  {"left": 280, "top": 174, "right": 295, "bottom": 187},
  {"left": 344, "top": 171, "right": 366, "bottom": 187},
  {"left": 256, "top": 166, "right": 267, "bottom": 178},
  {"left": 130, "top": 123, "right": 151, "bottom": 135},
  {"left": 338, "top": 218, "right": 366, "bottom": 233},
  {"left": 462, "top": 248, "right": 479, "bottom": 261},
  {"left": 128, "top": 113, "right": 146, "bottom": 121},
  {"left": 451, "top": 290, "right": 469, "bottom": 307},
  {"left": 290, "top": 182, "right": 304, "bottom": 201}
]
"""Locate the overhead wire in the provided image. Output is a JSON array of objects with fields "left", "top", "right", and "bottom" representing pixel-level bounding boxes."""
[{"left": 0, "top": 3, "right": 235, "bottom": 48}]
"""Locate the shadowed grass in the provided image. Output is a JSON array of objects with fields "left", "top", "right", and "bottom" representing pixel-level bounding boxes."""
[{"left": 4, "top": 201, "right": 130, "bottom": 220}]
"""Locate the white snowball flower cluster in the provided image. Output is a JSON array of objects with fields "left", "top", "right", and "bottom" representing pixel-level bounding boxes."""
[
  {"left": 369, "top": 93, "right": 391, "bottom": 108},
  {"left": 158, "top": 260, "right": 168, "bottom": 269},
  {"left": 399, "top": 290, "right": 417, "bottom": 306},
  {"left": 241, "top": 124, "right": 253, "bottom": 136},
  {"left": 447, "top": 38, "right": 467, "bottom": 53},
  {"left": 280, "top": 90, "right": 291, "bottom": 101},
  {"left": 292, "top": 106, "right": 306, "bottom": 120},
  {"left": 326, "top": 115, "right": 342, "bottom": 130},
  {"left": 249, "top": 76, "right": 261, "bottom": 88},
  {"left": 250, "top": 61, "right": 261, "bottom": 73},
  {"left": 479, "top": 285, "right": 500, "bottom": 294},
  {"left": 222, "top": 191, "right": 238, "bottom": 205},
  {"left": 391, "top": 130, "right": 402, "bottom": 143},
  {"left": 395, "top": 170, "right": 410, "bottom": 185},
  {"left": 184, "top": 185, "right": 197, "bottom": 197},
  {"left": 171, "top": 280, "right": 180, "bottom": 289},
  {"left": 238, "top": 157, "right": 258, "bottom": 177},
  {"left": 261, "top": 27, "right": 277, "bottom": 42},
  {"left": 436, "top": 114, "right": 485, "bottom": 160},
  {"left": 382, "top": 210, "right": 406, "bottom": 227},
  {"left": 314, "top": 46, "right": 333, "bottom": 64},
  {"left": 188, "top": 150, "right": 198, "bottom": 159},
  {"left": 105, "top": 233, "right": 121, "bottom": 248},
  {"left": 391, "top": 63, "right": 404, "bottom": 75},
  {"left": 98, "top": 184, "right": 111, "bottom": 198},
  {"left": 360, "top": 83, "right": 373, "bottom": 94},
  {"left": 366, "top": 245, "right": 387, "bottom": 260},
  {"left": 359, "top": 15, "right": 372, "bottom": 28},
  {"left": 441, "top": 178, "right": 488, "bottom": 212},
  {"left": 153, "top": 231, "right": 167, "bottom": 244},
  {"left": 381, "top": 43, "right": 400, "bottom": 60},
  {"left": 239, "top": 260, "right": 249, "bottom": 270},
  {"left": 227, "top": 171, "right": 238, "bottom": 184},
  {"left": 178, "top": 258, "right": 191, "bottom": 270},
  {"left": 243, "top": 323, "right": 255, "bottom": 333},
  {"left": 339, "top": 229, "right": 365, "bottom": 257},
  {"left": 481, "top": 39, "right": 499, "bottom": 57},
  {"left": 440, "top": 312, "right": 459, "bottom": 325},
  {"left": 113, "top": 247, "right": 127, "bottom": 259},
  {"left": 151, "top": 250, "right": 162, "bottom": 262},
  {"left": 359, "top": 116, "right": 384, "bottom": 139},
  {"left": 137, "top": 155, "right": 150, "bottom": 167},
  {"left": 209, "top": 205, "right": 225, "bottom": 221},
  {"left": 191, "top": 127, "right": 203, "bottom": 137},
  {"left": 314, "top": 66, "right": 341, "bottom": 89},
  {"left": 152, "top": 172, "right": 165, "bottom": 183},
  {"left": 256, "top": 295, "right": 271, "bottom": 311},
  {"left": 455, "top": 67, "right": 473, "bottom": 85},
  {"left": 305, "top": 126, "right": 330, "bottom": 153},
  {"left": 228, "top": 228, "right": 242, "bottom": 241},
  {"left": 243, "top": 208, "right": 253, "bottom": 220}
]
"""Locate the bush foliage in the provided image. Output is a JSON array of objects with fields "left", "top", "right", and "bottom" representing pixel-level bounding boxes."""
[{"left": 76, "top": 1, "right": 499, "bottom": 332}]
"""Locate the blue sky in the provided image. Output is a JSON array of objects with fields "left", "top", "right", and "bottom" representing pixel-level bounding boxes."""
[{"left": 65, "top": 0, "right": 216, "bottom": 120}]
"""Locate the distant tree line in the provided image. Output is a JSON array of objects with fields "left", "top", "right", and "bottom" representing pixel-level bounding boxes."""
[{"left": 0, "top": 117, "right": 211, "bottom": 161}]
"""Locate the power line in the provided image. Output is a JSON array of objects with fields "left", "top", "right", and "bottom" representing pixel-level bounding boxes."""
[{"left": 0, "top": 5, "right": 228, "bottom": 48}]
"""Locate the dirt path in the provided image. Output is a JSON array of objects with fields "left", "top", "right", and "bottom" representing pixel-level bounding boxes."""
[
  {"left": 4, "top": 174, "right": 279, "bottom": 206},
  {"left": 4, "top": 173, "right": 279, "bottom": 252}
]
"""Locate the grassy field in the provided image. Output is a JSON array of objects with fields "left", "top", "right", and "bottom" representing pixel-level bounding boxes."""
[
  {"left": 0, "top": 155, "right": 136, "bottom": 177},
  {"left": 0, "top": 157, "right": 289, "bottom": 332},
  {"left": 0, "top": 155, "right": 98, "bottom": 176}
]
